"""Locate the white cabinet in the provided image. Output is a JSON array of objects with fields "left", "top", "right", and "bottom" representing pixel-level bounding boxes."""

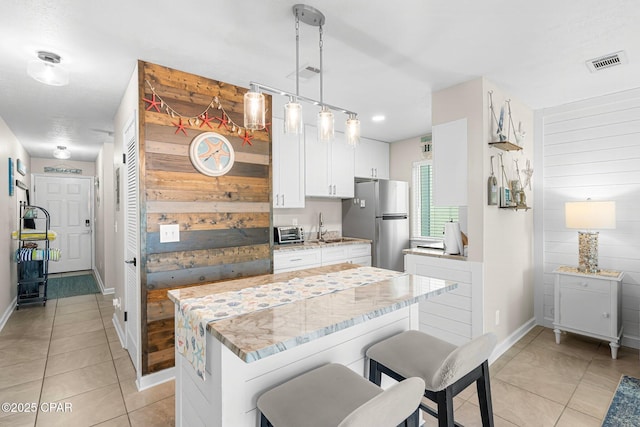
[
  {"left": 553, "top": 267, "right": 624, "bottom": 359},
  {"left": 355, "top": 138, "right": 389, "bottom": 180},
  {"left": 432, "top": 118, "right": 467, "bottom": 206},
  {"left": 273, "top": 248, "right": 321, "bottom": 273},
  {"left": 305, "top": 125, "right": 355, "bottom": 198},
  {"left": 272, "top": 118, "right": 305, "bottom": 208},
  {"left": 274, "top": 243, "right": 371, "bottom": 273}
]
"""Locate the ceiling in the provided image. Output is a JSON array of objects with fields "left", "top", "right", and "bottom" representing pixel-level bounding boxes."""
[{"left": 1, "top": 0, "right": 639, "bottom": 162}]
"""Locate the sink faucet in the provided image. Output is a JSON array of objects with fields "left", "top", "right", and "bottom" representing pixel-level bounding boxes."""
[{"left": 318, "top": 212, "right": 327, "bottom": 241}]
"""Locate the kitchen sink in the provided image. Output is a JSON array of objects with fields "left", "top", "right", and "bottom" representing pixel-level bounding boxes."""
[{"left": 321, "top": 237, "right": 359, "bottom": 243}]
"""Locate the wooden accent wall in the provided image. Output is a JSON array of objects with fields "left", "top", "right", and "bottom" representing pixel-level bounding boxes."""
[{"left": 138, "top": 61, "right": 272, "bottom": 374}]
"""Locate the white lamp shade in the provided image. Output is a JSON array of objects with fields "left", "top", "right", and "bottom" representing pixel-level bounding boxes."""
[
  {"left": 345, "top": 116, "right": 360, "bottom": 146},
  {"left": 318, "top": 108, "right": 334, "bottom": 141},
  {"left": 283, "top": 101, "right": 303, "bottom": 134},
  {"left": 243, "top": 91, "right": 265, "bottom": 130},
  {"left": 565, "top": 201, "right": 616, "bottom": 229},
  {"left": 27, "top": 60, "right": 69, "bottom": 86}
]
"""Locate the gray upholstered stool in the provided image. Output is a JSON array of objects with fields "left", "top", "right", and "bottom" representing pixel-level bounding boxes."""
[
  {"left": 366, "top": 331, "right": 497, "bottom": 427},
  {"left": 257, "top": 363, "right": 425, "bottom": 427}
]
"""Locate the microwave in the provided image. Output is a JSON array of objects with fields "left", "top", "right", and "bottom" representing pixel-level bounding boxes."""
[{"left": 274, "top": 226, "right": 304, "bottom": 244}]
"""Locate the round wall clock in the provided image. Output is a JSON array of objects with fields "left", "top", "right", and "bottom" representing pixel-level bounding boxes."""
[{"left": 189, "top": 132, "right": 235, "bottom": 176}]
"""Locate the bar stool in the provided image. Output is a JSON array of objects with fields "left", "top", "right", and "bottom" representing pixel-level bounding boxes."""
[
  {"left": 366, "top": 331, "right": 497, "bottom": 427},
  {"left": 257, "top": 363, "right": 425, "bottom": 427}
]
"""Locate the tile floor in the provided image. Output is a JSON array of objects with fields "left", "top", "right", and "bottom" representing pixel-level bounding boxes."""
[
  {"left": 0, "top": 293, "right": 174, "bottom": 427},
  {"left": 1, "top": 293, "right": 639, "bottom": 427}
]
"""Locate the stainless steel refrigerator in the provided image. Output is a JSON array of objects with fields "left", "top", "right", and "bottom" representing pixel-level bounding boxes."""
[{"left": 342, "top": 180, "right": 409, "bottom": 271}]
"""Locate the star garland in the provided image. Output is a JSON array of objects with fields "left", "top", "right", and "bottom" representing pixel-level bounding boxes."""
[{"left": 144, "top": 80, "right": 267, "bottom": 140}]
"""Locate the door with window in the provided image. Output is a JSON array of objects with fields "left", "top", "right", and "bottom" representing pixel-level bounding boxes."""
[
  {"left": 34, "top": 175, "right": 93, "bottom": 273},
  {"left": 412, "top": 160, "right": 459, "bottom": 239}
]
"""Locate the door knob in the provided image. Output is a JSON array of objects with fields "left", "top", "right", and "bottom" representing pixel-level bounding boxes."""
[{"left": 125, "top": 257, "right": 137, "bottom": 267}]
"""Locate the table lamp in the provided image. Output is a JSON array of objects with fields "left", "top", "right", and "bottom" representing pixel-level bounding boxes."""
[{"left": 565, "top": 200, "right": 616, "bottom": 273}]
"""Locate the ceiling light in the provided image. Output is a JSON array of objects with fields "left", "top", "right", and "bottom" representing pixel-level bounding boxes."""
[
  {"left": 372, "top": 115, "right": 385, "bottom": 122},
  {"left": 27, "top": 51, "right": 69, "bottom": 86},
  {"left": 244, "top": 4, "right": 359, "bottom": 144},
  {"left": 53, "top": 145, "right": 71, "bottom": 159}
]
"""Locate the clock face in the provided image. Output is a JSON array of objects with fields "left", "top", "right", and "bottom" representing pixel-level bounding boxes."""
[{"left": 189, "top": 132, "right": 235, "bottom": 176}]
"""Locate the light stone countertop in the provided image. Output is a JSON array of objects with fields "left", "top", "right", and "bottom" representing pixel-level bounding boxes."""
[
  {"left": 273, "top": 237, "right": 371, "bottom": 251},
  {"left": 169, "top": 263, "right": 457, "bottom": 362},
  {"left": 403, "top": 247, "right": 467, "bottom": 261}
]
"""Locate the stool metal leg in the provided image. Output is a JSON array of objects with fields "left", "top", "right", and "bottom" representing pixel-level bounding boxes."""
[
  {"left": 260, "top": 413, "right": 273, "bottom": 427},
  {"left": 476, "top": 360, "right": 495, "bottom": 427},
  {"left": 435, "top": 387, "right": 455, "bottom": 427},
  {"left": 368, "top": 359, "right": 383, "bottom": 386}
]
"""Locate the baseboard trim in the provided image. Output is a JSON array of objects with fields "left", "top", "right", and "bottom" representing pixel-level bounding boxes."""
[
  {"left": 489, "top": 317, "right": 537, "bottom": 364},
  {"left": 0, "top": 297, "right": 17, "bottom": 333},
  {"left": 622, "top": 334, "right": 640, "bottom": 350},
  {"left": 93, "top": 269, "right": 114, "bottom": 295},
  {"left": 111, "top": 313, "right": 126, "bottom": 348},
  {"left": 137, "top": 367, "right": 175, "bottom": 392}
]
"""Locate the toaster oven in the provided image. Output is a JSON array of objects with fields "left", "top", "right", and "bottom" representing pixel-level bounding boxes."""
[{"left": 274, "top": 226, "right": 304, "bottom": 244}]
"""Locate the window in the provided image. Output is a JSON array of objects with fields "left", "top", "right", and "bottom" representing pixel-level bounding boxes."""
[{"left": 412, "top": 160, "right": 459, "bottom": 238}]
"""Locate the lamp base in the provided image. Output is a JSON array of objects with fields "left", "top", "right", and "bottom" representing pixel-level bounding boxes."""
[{"left": 578, "top": 231, "right": 599, "bottom": 273}]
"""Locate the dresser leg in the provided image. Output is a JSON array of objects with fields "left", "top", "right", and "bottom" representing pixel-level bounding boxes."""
[
  {"left": 609, "top": 342, "right": 619, "bottom": 359},
  {"left": 553, "top": 329, "right": 562, "bottom": 344}
]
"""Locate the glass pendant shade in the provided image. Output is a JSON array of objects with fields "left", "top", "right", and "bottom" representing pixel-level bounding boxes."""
[
  {"left": 345, "top": 115, "right": 360, "bottom": 146},
  {"left": 53, "top": 145, "right": 71, "bottom": 159},
  {"left": 318, "top": 107, "right": 334, "bottom": 141},
  {"left": 284, "top": 100, "right": 303, "bottom": 134},
  {"left": 243, "top": 91, "right": 265, "bottom": 130},
  {"left": 27, "top": 52, "right": 69, "bottom": 87}
]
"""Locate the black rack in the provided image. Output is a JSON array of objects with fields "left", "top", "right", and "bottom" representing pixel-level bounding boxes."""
[{"left": 16, "top": 202, "right": 51, "bottom": 309}]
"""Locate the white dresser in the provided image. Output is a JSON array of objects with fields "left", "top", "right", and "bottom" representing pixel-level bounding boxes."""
[{"left": 553, "top": 266, "right": 624, "bottom": 359}]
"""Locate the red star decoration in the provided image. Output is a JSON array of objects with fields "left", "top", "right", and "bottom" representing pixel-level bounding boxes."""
[
  {"left": 262, "top": 121, "right": 271, "bottom": 136},
  {"left": 172, "top": 118, "right": 188, "bottom": 136},
  {"left": 241, "top": 130, "right": 254, "bottom": 146},
  {"left": 143, "top": 93, "right": 161, "bottom": 112},
  {"left": 199, "top": 111, "right": 215, "bottom": 129},
  {"left": 215, "top": 113, "right": 229, "bottom": 131}
]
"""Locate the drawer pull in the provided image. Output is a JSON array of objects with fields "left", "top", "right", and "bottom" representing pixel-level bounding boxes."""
[{"left": 290, "top": 258, "right": 303, "bottom": 262}]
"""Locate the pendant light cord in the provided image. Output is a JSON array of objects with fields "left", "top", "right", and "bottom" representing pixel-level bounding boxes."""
[
  {"left": 295, "top": 13, "right": 300, "bottom": 98},
  {"left": 319, "top": 23, "right": 324, "bottom": 107}
]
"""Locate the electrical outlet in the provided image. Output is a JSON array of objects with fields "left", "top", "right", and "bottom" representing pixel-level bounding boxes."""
[
  {"left": 160, "top": 224, "right": 180, "bottom": 243},
  {"left": 495, "top": 310, "right": 500, "bottom": 326},
  {"left": 292, "top": 218, "right": 298, "bottom": 225}
]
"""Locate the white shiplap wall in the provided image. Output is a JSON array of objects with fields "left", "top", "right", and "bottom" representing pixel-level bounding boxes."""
[{"left": 538, "top": 88, "right": 640, "bottom": 348}]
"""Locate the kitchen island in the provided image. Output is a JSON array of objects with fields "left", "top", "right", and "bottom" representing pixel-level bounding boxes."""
[{"left": 168, "top": 263, "right": 457, "bottom": 427}]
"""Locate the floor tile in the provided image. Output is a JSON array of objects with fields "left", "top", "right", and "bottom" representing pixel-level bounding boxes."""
[
  {"left": 55, "top": 300, "right": 98, "bottom": 316},
  {"left": 444, "top": 400, "right": 517, "bottom": 427},
  {"left": 51, "top": 317, "right": 105, "bottom": 340},
  {"left": 93, "top": 414, "right": 131, "bottom": 427},
  {"left": 109, "top": 339, "right": 129, "bottom": 360},
  {"left": 40, "top": 360, "right": 118, "bottom": 402},
  {"left": 0, "top": 358, "right": 46, "bottom": 389},
  {"left": 0, "top": 411, "right": 36, "bottom": 427},
  {"left": 114, "top": 355, "right": 136, "bottom": 382},
  {"left": 496, "top": 344, "right": 588, "bottom": 405},
  {"left": 45, "top": 343, "right": 113, "bottom": 377},
  {"left": 489, "top": 379, "right": 564, "bottom": 426},
  {"left": 530, "top": 328, "right": 600, "bottom": 361},
  {"left": 36, "top": 383, "right": 126, "bottom": 427},
  {"left": 105, "top": 326, "right": 120, "bottom": 343},
  {"left": 0, "top": 337, "right": 50, "bottom": 367},
  {"left": 555, "top": 407, "right": 601, "bottom": 427},
  {"left": 48, "top": 329, "right": 108, "bottom": 356},
  {"left": 53, "top": 309, "right": 101, "bottom": 327},
  {"left": 55, "top": 294, "right": 97, "bottom": 307},
  {"left": 0, "top": 379, "right": 42, "bottom": 419},
  {"left": 128, "top": 395, "right": 175, "bottom": 427},
  {"left": 567, "top": 375, "right": 615, "bottom": 420},
  {"left": 121, "top": 379, "right": 175, "bottom": 413}
]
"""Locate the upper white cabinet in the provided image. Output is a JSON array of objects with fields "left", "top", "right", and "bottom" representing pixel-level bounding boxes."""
[
  {"left": 355, "top": 138, "right": 389, "bottom": 180},
  {"left": 432, "top": 118, "right": 467, "bottom": 206},
  {"left": 305, "top": 125, "right": 355, "bottom": 198},
  {"left": 273, "top": 118, "right": 305, "bottom": 208}
]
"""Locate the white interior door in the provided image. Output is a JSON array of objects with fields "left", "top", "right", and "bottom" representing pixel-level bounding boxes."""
[
  {"left": 123, "top": 111, "right": 140, "bottom": 375},
  {"left": 34, "top": 175, "right": 93, "bottom": 273}
]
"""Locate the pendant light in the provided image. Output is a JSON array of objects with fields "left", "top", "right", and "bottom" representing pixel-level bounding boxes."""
[
  {"left": 345, "top": 113, "right": 360, "bottom": 146},
  {"left": 243, "top": 83, "right": 265, "bottom": 130},
  {"left": 284, "top": 11, "right": 303, "bottom": 134},
  {"left": 316, "top": 19, "right": 334, "bottom": 141}
]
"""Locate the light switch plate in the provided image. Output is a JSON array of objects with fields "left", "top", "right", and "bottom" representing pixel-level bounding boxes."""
[
  {"left": 360, "top": 199, "right": 366, "bottom": 208},
  {"left": 160, "top": 224, "right": 180, "bottom": 243}
]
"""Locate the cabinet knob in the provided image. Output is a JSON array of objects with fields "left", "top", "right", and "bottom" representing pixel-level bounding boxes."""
[{"left": 602, "top": 312, "right": 610, "bottom": 318}]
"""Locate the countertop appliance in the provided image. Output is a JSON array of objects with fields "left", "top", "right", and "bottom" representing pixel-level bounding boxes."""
[
  {"left": 342, "top": 180, "right": 409, "bottom": 271},
  {"left": 274, "top": 226, "right": 304, "bottom": 244}
]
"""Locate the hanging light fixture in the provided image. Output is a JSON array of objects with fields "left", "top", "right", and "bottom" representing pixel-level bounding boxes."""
[
  {"left": 283, "top": 10, "right": 303, "bottom": 134},
  {"left": 53, "top": 145, "right": 71, "bottom": 159},
  {"left": 27, "top": 51, "right": 69, "bottom": 86},
  {"left": 243, "top": 83, "right": 265, "bottom": 130},
  {"left": 244, "top": 4, "right": 359, "bottom": 144}
]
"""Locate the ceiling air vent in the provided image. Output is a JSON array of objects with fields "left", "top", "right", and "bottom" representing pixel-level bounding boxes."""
[
  {"left": 287, "top": 64, "right": 320, "bottom": 81},
  {"left": 586, "top": 51, "right": 628, "bottom": 72}
]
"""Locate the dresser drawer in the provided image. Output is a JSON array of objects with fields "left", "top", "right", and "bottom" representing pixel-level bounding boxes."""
[
  {"left": 348, "top": 244, "right": 371, "bottom": 259},
  {"left": 558, "top": 276, "right": 612, "bottom": 294},
  {"left": 274, "top": 249, "right": 321, "bottom": 272}
]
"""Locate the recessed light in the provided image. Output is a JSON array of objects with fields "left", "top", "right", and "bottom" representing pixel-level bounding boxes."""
[
  {"left": 27, "top": 51, "right": 69, "bottom": 86},
  {"left": 372, "top": 115, "right": 385, "bottom": 122}
]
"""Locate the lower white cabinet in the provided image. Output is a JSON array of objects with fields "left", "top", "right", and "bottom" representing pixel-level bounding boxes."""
[
  {"left": 553, "top": 266, "right": 624, "bottom": 359},
  {"left": 274, "top": 243, "right": 371, "bottom": 274}
]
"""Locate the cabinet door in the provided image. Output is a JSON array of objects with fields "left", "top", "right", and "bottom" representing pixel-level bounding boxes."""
[
  {"left": 355, "top": 138, "right": 389, "bottom": 180},
  {"left": 559, "top": 287, "right": 611, "bottom": 337},
  {"left": 330, "top": 133, "right": 355, "bottom": 198},
  {"left": 304, "top": 124, "right": 331, "bottom": 197},
  {"left": 273, "top": 118, "right": 305, "bottom": 208}
]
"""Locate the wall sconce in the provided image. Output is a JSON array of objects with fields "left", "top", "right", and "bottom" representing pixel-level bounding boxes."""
[{"left": 565, "top": 199, "right": 616, "bottom": 273}]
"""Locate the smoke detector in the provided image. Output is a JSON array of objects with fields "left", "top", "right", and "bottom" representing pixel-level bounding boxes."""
[{"left": 586, "top": 51, "right": 628, "bottom": 73}]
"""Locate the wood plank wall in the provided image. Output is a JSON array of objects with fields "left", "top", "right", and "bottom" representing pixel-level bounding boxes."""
[
  {"left": 539, "top": 88, "right": 640, "bottom": 348},
  {"left": 138, "top": 61, "right": 272, "bottom": 374}
]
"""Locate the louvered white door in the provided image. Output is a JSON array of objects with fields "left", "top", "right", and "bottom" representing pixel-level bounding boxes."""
[{"left": 123, "top": 111, "right": 140, "bottom": 374}]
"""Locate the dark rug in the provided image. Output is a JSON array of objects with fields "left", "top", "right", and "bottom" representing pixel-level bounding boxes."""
[
  {"left": 602, "top": 375, "right": 640, "bottom": 426},
  {"left": 47, "top": 274, "right": 100, "bottom": 299}
]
